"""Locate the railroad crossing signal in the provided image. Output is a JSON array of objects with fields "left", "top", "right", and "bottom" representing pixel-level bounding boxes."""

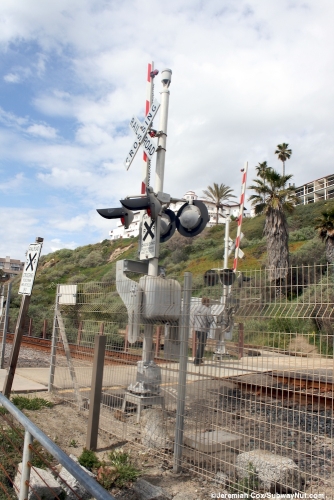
[{"left": 124, "top": 99, "right": 160, "bottom": 170}]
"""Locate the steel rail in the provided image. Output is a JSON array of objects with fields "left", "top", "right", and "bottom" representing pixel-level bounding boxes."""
[
  {"left": 228, "top": 371, "right": 334, "bottom": 409},
  {"left": 5, "top": 333, "right": 168, "bottom": 364}
]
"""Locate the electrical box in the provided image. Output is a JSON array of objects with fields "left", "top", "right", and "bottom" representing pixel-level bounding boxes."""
[
  {"left": 139, "top": 275, "right": 181, "bottom": 321},
  {"left": 59, "top": 285, "right": 77, "bottom": 305}
]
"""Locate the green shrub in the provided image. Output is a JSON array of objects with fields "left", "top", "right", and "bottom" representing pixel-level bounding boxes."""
[
  {"left": 240, "top": 237, "right": 250, "bottom": 248},
  {"left": 101, "top": 267, "right": 116, "bottom": 282},
  {"left": 11, "top": 396, "right": 53, "bottom": 411},
  {"left": 0, "top": 426, "right": 23, "bottom": 493},
  {"left": 211, "top": 245, "right": 224, "bottom": 261},
  {"left": 171, "top": 248, "right": 189, "bottom": 264},
  {"left": 80, "top": 251, "right": 105, "bottom": 268},
  {"left": 190, "top": 238, "right": 215, "bottom": 253},
  {"left": 107, "top": 450, "right": 140, "bottom": 487},
  {"left": 78, "top": 448, "right": 101, "bottom": 471},
  {"left": 289, "top": 226, "right": 316, "bottom": 241},
  {"left": 67, "top": 274, "right": 87, "bottom": 284},
  {"left": 290, "top": 238, "right": 326, "bottom": 266},
  {"left": 56, "top": 249, "right": 73, "bottom": 259}
]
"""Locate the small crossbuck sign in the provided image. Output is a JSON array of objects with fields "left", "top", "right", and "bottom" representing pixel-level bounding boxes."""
[
  {"left": 19, "top": 243, "right": 42, "bottom": 295},
  {"left": 124, "top": 99, "right": 160, "bottom": 170},
  {"left": 139, "top": 213, "right": 157, "bottom": 260}
]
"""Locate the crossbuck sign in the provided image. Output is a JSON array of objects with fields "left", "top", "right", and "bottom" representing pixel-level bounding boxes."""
[
  {"left": 124, "top": 99, "right": 160, "bottom": 170},
  {"left": 19, "top": 242, "right": 43, "bottom": 295},
  {"left": 139, "top": 213, "right": 157, "bottom": 260}
]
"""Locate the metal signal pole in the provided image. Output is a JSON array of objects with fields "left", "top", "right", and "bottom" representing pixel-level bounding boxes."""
[
  {"left": 143, "top": 69, "right": 172, "bottom": 364},
  {"left": 148, "top": 68, "right": 172, "bottom": 278}
]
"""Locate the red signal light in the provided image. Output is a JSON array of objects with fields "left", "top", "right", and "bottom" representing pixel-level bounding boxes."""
[
  {"left": 121, "top": 216, "right": 125, "bottom": 225},
  {"left": 147, "top": 208, "right": 152, "bottom": 217}
]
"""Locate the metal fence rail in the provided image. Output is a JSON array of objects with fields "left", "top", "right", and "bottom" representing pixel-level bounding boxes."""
[
  {"left": 0, "top": 393, "right": 115, "bottom": 499},
  {"left": 46, "top": 264, "right": 334, "bottom": 496}
]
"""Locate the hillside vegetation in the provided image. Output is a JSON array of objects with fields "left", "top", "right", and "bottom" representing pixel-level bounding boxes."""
[{"left": 7, "top": 199, "right": 332, "bottom": 336}]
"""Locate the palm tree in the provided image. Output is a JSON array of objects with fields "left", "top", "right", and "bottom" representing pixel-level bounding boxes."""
[
  {"left": 275, "top": 143, "right": 292, "bottom": 177},
  {"left": 315, "top": 208, "right": 334, "bottom": 263},
  {"left": 249, "top": 168, "right": 299, "bottom": 282},
  {"left": 202, "top": 183, "right": 236, "bottom": 225},
  {"left": 255, "top": 161, "right": 271, "bottom": 204},
  {"left": 255, "top": 161, "right": 271, "bottom": 179}
]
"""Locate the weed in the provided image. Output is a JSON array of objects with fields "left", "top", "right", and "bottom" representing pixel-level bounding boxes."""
[
  {"left": 97, "top": 466, "right": 120, "bottom": 490},
  {"left": 108, "top": 449, "right": 140, "bottom": 487},
  {"left": 69, "top": 439, "right": 78, "bottom": 448},
  {"left": 0, "top": 425, "right": 24, "bottom": 495},
  {"left": 229, "top": 462, "right": 260, "bottom": 496},
  {"left": 11, "top": 396, "right": 53, "bottom": 411},
  {"left": 78, "top": 448, "right": 101, "bottom": 471}
]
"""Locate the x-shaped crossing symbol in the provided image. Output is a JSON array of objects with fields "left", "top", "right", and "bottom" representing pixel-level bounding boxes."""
[
  {"left": 143, "top": 221, "right": 155, "bottom": 241},
  {"left": 26, "top": 253, "right": 37, "bottom": 271}
]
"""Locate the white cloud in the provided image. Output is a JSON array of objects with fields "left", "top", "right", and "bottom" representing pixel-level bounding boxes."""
[
  {"left": 0, "top": 173, "right": 25, "bottom": 191},
  {"left": 3, "top": 72, "right": 20, "bottom": 83},
  {"left": 49, "top": 238, "right": 77, "bottom": 252},
  {"left": 26, "top": 124, "right": 58, "bottom": 139}
]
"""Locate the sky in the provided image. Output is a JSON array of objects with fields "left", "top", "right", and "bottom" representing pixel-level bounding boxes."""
[{"left": 1, "top": 0, "right": 334, "bottom": 259}]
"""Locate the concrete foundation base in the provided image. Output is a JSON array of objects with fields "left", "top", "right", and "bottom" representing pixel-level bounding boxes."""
[
  {"left": 184, "top": 429, "right": 245, "bottom": 453},
  {"left": 122, "top": 391, "right": 165, "bottom": 423}
]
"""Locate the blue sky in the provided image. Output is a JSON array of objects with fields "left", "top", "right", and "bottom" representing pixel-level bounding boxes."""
[{"left": 1, "top": 0, "right": 334, "bottom": 259}]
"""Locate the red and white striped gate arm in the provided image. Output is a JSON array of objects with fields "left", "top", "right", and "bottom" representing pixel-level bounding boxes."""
[
  {"left": 141, "top": 62, "right": 155, "bottom": 194},
  {"left": 233, "top": 162, "right": 248, "bottom": 272}
]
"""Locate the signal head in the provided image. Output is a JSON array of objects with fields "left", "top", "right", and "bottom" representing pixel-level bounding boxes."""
[
  {"left": 160, "top": 209, "right": 176, "bottom": 243},
  {"left": 96, "top": 207, "right": 134, "bottom": 229},
  {"left": 176, "top": 200, "right": 209, "bottom": 237},
  {"left": 120, "top": 188, "right": 161, "bottom": 221}
]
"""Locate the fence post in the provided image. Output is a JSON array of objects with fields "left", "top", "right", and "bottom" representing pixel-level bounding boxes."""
[
  {"left": 86, "top": 329, "right": 106, "bottom": 451},
  {"left": 0, "top": 282, "right": 12, "bottom": 369},
  {"left": 238, "top": 323, "right": 244, "bottom": 360},
  {"left": 42, "top": 319, "right": 47, "bottom": 339},
  {"left": 155, "top": 326, "right": 162, "bottom": 358},
  {"left": 48, "top": 286, "right": 59, "bottom": 392},
  {"left": 77, "top": 321, "right": 83, "bottom": 345},
  {"left": 28, "top": 318, "right": 33, "bottom": 337},
  {"left": 124, "top": 325, "right": 129, "bottom": 353},
  {"left": 191, "top": 328, "right": 196, "bottom": 358},
  {"left": 173, "top": 272, "right": 192, "bottom": 473},
  {"left": 19, "top": 430, "right": 33, "bottom": 500}
]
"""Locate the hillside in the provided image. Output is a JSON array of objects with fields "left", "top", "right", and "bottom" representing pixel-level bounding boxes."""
[{"left": 6, "top": 199, "right": 332, "bottom": 335}]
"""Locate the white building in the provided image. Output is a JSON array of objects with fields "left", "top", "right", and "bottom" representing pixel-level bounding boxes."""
[
  {"left": 0, "top": 256, "right": 24, "bottom": 280},
  {"left": 295, "top": 174, "right": 334, "bottom": 205},
  {"left": 109, "top": 190, "right": 248, "bottom": 240}
]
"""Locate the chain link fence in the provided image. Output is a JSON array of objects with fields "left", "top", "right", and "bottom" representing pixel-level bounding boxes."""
[{"left": 47, "top": 264, "right": 334, "bottom": 496}]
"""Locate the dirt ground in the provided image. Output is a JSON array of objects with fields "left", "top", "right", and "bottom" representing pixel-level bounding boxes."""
[
  {"left": 20, "top": 392, "right": 219, "bottom": 500},
  {"left": 1, "top": 345, "right": 219, "bottom": 499}
]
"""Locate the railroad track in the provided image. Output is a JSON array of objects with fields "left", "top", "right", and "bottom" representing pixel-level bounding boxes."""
[
  {"left": 228, "top": 369, "right": 334, "bottom": 409},
  {"left": 4, "top": 333, "right": 164, "bottom": 365}
]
